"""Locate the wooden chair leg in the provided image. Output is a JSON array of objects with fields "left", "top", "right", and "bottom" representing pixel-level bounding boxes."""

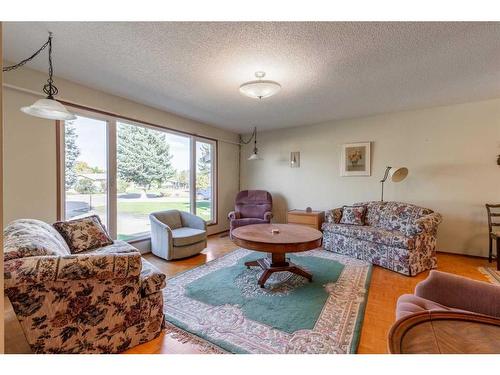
[
  {"left": 489, "top": 237, "right": 493, "bottom": 263},
  {"left": 496, "top": 238, "right": 500, "bottom": 271}
]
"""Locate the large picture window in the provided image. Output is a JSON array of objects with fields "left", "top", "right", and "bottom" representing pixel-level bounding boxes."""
[
  {"left": 61, "top": 109, "right": 217, "bottom": 241},
  {"left": 64, "top": 115, "right": 108, "bottom": 227}
]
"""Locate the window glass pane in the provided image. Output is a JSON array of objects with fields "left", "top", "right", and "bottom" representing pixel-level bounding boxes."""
[
  {"left": 116, "top": 122, "right": 191, "bottom": 240},
  {"left": 196, "top": 140, "right": 214, "bottom": 222},
  {"left": 64, "top": 116, "right": 108, "bottom": 227}
]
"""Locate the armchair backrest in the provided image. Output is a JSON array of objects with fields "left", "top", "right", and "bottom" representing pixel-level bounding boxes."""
[
  {"left": 150, "top": 210, "right": 183, "bottom": 229},
  {"left": 235, "top": 190, "right": 272, "bottom": 219}
]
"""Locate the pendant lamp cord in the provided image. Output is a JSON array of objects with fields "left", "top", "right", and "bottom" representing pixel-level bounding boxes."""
[
  {"left": 239, "top": 126, "right": 257, "bottom": 145},
  {"left": 3, "top": 32, "right": 58, "bottom": 99}
]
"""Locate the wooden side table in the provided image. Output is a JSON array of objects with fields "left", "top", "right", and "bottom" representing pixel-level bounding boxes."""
[
  {"left": 287, "top": 210, "right": 325, "bottom": 231},
  {"left": 388, "top": 311, "right": 500, "bottom": 354}
]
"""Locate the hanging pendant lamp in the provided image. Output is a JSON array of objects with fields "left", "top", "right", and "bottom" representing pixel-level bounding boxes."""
[{"left": 4, "top": 32, "right": 76, "bottom": 121}]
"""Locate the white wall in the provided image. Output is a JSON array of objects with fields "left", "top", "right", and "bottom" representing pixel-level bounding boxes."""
[
  {"left": 3, "top": 65, "right": 240, "bottom": 237},
  {"left": 241, "top": 98, "right": 500, "bottom": 257}
]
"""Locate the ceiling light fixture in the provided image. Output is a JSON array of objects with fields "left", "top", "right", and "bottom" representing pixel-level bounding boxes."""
[
  {"left": 239, "top": 71, "right": 281, "bottom": 99},
  {"left": 3, "top": 32, "right": 76, "bottom": 121}
]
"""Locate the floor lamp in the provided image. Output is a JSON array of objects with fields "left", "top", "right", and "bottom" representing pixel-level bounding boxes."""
[{"left": 380, "top": 166, "right": 409, "bottom": 201}]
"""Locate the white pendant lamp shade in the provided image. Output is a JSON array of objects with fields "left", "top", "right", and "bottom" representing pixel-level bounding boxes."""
[
  {"left": 21, "top": 98, "right": 77, "bottom": 121},
  {"left": 248, "top": 152, "right": 261, "bottom": 161},
  {"left": 389, "top": 166, "right": 409, "bottom": 182},
  {"left": 239, "top": 71, "right": 281, "bottom": 99}
]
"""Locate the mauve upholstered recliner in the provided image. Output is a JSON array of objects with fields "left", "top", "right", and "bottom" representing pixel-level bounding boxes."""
[
  {"left": 396, "top": 270, "right": 500, "bottom": 320},
  {"left": 228, "top": 190, "right": 273, "bottom": 238}
]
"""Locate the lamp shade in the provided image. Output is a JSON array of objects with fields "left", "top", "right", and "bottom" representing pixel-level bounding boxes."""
[
  {"left": 239, "top": 80, "right": 281, "bottom": 99},
  {"left": 389, "top": 167, "right": 409, "bottom": 182},
  {"left": 21, "top": 98, "right": 77, "bottom": 121},
  {"left": 248, "top": 152, "right": 262, "bottom": 161}
]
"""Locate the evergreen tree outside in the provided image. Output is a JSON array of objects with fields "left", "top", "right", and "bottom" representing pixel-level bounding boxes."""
[
  {"left": 117, "top": 123, "right": 175, "bottom": 195},
  {"left": 64, "top": 123, "right": 80, "bottom": 190},
  {"left": 196, "top": 143, "right": 212, "bottom": 190}
]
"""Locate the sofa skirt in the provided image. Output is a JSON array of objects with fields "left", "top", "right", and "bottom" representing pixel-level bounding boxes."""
[{"left": 322, "top": 231, "right": 437, "bottom": 276}]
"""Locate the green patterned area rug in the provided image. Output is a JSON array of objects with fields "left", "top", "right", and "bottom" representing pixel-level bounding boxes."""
[
  {"left": 163, "top": 248, "right": 372, "bottom": 354},
  {"left": 479, "top": 266, "right": 500, "bottom": 285}
]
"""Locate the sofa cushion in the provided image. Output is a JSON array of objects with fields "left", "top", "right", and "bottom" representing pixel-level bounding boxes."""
[
  {"left": 325, "top": 208, "right": 343, "bottom": 224},
  {"left": 354, "top": 201, "right": 386, "bottom": 226},
  {"left": 340, "top": 205, "right": 366, "bottom": 225},
  {"left": 396, "top": 294, "right": 468, "bottom": 320},
  {"left": 171, "top": 227, "right": 206, "bottom": 247},
  {"left": 376, "top": 202, "right": 434, "bottom": 234},
  {"left": 53, "top": 215, "right": 113, "bottom": 253},
  {"left": 80, "top": 239, "right": 140, "bottom": 255},
  {"left": 140, "top": 259, "right": 167, "bottom": 296},
  {"left": 4, "top": 219, "right": 70, "bottom": 261},
  {"left": 322, "top": 223, "right": 415, "bottom": 249}
]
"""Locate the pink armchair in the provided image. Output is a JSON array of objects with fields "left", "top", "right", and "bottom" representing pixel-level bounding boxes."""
[
  {"left": 228, "top": 190, "right": 273, "bottom": 238},
  {"left": 396, "top": 270, "right": 500, "bottom": 320}
]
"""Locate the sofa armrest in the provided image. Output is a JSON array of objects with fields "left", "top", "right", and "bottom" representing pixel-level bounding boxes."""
[
  {"left": 406, "top": 212, "right": 442, "bottom": 236},
  {"left": 4, "top": 252, "right": 142, "bottom": 289},
  {"left": 325, "top": 208, "right": 343, "bottom": 224},
  {"left": 415, "top": 270, "right": 500, "bottom": 318},
  {"left": 264, "top": 211, "right": 273, "bottom": 221},
  {"left": 140, "top": 260, "right": 167, "bottom": 296},
  {"left": 180, "top": 211, "right": 206, "bottom": 231},
  {"left": 228, "top": 211, "right": 240, "bottom": 220}
]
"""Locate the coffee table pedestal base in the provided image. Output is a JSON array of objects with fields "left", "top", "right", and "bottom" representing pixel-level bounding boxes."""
[{"left": 245, "top": 252, "right": 313, "bottom": 288}]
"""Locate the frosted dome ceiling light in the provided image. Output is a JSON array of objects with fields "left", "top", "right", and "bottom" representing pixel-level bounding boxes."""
[{"left": 239, "top": 71, "right": 281, "bottom": 99}]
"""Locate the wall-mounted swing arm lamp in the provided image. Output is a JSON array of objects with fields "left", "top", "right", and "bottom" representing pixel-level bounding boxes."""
[
  {"left": 380, "top": 166, "right": 408, "bottom": 201},
  {"left": 239, "top": 126, "right": 262, "bottom": 161},
  {"left": 2, "top": 32, "right": 76, "bottom": 121}
]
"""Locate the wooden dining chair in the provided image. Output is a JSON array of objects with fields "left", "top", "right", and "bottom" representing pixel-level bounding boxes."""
[{"left": 486, "top": 204, "right": 500, "bottom": 270}]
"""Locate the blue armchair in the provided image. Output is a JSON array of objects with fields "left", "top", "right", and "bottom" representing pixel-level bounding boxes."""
[{"left": 149, "top": 210, "right": 207, "bottom": 260}]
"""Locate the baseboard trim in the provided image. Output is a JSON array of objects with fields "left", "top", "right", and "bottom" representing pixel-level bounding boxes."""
[{"left": 436, "top": 250, "right": 488, "bottom": 260}]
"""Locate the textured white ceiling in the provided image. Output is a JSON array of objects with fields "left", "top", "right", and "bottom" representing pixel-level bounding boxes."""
[{"left": 3, "top": 22, "right": 500, "bottom": 133}]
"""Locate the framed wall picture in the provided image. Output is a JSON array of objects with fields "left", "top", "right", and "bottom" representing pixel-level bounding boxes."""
[{"left": 340, "top": 142, "right": 371, "bottom": 176}]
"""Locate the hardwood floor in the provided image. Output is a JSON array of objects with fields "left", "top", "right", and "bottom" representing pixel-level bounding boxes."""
[{"left": 125, "top": 232, "right": 491, "bottom": 354}]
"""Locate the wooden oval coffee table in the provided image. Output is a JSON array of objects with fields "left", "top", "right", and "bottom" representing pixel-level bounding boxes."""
[
  {"left": 388, "top": 311, "right": 500, "bottom": 354},
  {"left": 231, "top": 224, "right": 323, "bottom": 288}
]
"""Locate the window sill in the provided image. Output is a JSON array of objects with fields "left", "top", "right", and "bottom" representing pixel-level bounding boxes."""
[{"left": 126, "top": 235, "right": 151, "bottom": 244}]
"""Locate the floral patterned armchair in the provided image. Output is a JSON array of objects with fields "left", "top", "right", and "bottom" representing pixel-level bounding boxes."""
[
  {"left": 322, "top": 202, "right": 442, "bottom": 276},
  {"left": 4, "top": 219, "right": 166, "bottom": 353}
]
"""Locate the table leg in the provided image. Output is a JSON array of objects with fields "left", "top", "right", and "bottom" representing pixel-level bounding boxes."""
[
  {"left": 289, "top": 266, "right": 313, "bottom": 282},
  {"left": 258, "top": 269, "right": 273, "bottom": 288},
  {"left": 269, "top": 252, "right": 288, "bottom": 267},
  {"left": 245, "top": 251, "right": 313, "bottom": 288},
  {"left": 244, "top": 260, "right": 260, "bottom": 269}
]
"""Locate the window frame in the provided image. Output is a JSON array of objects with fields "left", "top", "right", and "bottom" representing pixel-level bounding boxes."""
[
  {"left": 194, "top": 137, "right": 217, "bottom": 224},
  {"left": 57, "top": 105, "right": 218, "bottom": 242}
]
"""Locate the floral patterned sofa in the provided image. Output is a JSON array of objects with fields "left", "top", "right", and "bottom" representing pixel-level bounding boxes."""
[
  {"left": 322, "top": 201, "right": 442, "bottom": 276},
  {"left": 3, "top": 219, "right": 166, "bottom": 353}
]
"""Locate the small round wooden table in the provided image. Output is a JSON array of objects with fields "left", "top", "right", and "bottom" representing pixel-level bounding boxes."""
[
  {"left": 231, "top": 224, "right": 323, "bottom": 288},
  {"left": 388, "top": 311, "right": 500, "bottom": 354}
]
